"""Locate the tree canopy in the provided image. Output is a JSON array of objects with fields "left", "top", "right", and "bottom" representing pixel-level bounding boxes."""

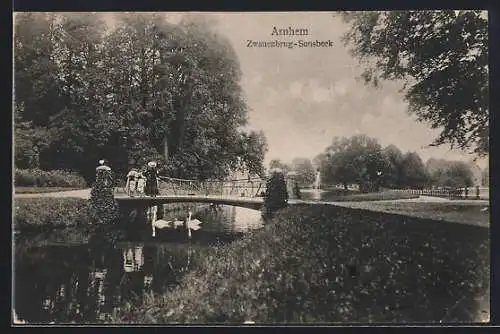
[
  {"left": 290, "top": 158, "right": 316, "bottom": 186},
  {"left": 14, "top": 13, "right": 268, "bottom": 182},
  {"left": 342, "top": 10, "right": 488, "bottom": 157},
  {"left": 313, "top": 134, "right": 479, "bottom": 190},
  {"left": 425, "top": 158, "right": 475, "bottom": 188},
  {"left": 318, "top": 134, "right": 389, "bottom": 191}
]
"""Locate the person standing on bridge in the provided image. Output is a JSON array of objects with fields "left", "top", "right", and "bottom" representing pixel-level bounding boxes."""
[
  {"left": 144, "top": 161, "right": 159, "bottom": 197},
  {"left": 126, "top": 168, "right": 139, "bottom": 197}
]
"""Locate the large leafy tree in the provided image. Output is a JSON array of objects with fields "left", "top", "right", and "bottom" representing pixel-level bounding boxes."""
[
  {"left": 290, "top": 158, "right": 316, "bottom": 186},
  {"left": 426, "top": 158, "right": 474, "bottom": 188},
  {"left": 342, "top": 11, "right": 488, "bottom": 156},
  {"left": 14, "top": 13, "right": 267, "bottom": 182},
  {"left": 399, "top": 152, "right": 429, "bottom": 189},
  {"left": 321, "top": 134, "right": 389, "bottom": 191},
  {"left": 382, "top": 144, "right": 405, "bottom": 188},
  {"left": 269, "top": 159, "right": 291, "bottom": 174}
]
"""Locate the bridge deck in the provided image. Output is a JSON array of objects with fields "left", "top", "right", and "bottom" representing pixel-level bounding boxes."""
[{"left": 115, "top": 194, "right": 266, "bottom": 210}]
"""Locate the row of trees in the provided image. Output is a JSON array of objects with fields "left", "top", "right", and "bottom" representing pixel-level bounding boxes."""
[
  {"left": 14, "top": 13, "right": 268, "bottom": 183},
  {"left": 268, "top": 134, "right": 482, "bottom": 192},
  {"left": 312, "top": 134, "right": 478, "bottom": 191}
]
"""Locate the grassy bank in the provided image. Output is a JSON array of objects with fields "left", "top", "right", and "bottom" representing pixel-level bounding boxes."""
[
  {"left": 301, "top": 189, "right": 419, "bottom": 202},
  {"left": 15, "top": 187, "right": 84, "bottom": 194},
  {"left": 14, "top": 198, "right": 90, "bottom": 231},
  {"left": 334, "top": 202, "right": 490, "bottom": 227},
  {"left": 112, "top": 204, "right": 489, "bottom": 324}
]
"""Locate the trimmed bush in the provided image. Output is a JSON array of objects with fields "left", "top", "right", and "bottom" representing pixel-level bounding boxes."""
[
  {"left": 14, "top": 198, "right": 90, "bottom": 231},
  {"left": 88, "top": 169, "right": 119, "bottom": 225},
  {"left": 113, "top": 205, "right": 489, "bottom": 324},
  {"left": 15, "top": 169, "right": 87, "bottom": 188},
  {"left": 263, "top": 171, "right": 288, "bottom": 218}
]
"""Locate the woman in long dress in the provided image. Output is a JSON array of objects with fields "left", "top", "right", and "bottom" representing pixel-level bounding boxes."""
[
  {"left": 126, "top": 168, "right": 138, "bottom": 196},
  {"left": 144, "top": 161, "right": 159, "bottom": 197}
]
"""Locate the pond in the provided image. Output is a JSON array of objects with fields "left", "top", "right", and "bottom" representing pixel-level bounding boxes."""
[{"left": 13, "top": 204, "right": 264, "bottom": 324}]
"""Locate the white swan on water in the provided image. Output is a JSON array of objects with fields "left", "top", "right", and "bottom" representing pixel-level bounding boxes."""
[
  {"left": 151, "top": 211, "right": 202, "bottom": 238},
  {"left": 186, "top": 210, "right": 203, "bottom": 239}
]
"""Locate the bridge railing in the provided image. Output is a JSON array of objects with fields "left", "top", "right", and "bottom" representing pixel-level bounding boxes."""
[
  {"left": 158, "top": 176, "right": 267, "bottom": 197},
  {"left": 116, "top": 175, "right": 267, "bottom": 198}
]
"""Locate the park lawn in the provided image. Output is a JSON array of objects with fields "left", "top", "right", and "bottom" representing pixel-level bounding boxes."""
[
  {"left": 111, "top": 204, "right": 489, "bottom": 324},
  {"left": 306, "top": 189, "right": 419, "bottom": 202},
  {"left": 330, "top": 191, "right": 419, "bottom": 202},
  {"left": 15, "top": 187, "right": 84, "bottom": 194},
  {"left": 334, "top": 202, "right": 490, "bottom": 227}
]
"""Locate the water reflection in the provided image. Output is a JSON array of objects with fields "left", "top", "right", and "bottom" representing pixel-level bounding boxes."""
[{"left": 14, "top": 205, "right": 263, "bottom": 324}]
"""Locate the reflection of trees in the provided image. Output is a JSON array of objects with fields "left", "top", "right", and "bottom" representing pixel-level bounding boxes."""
[
  {"left": 14, "top": 244, "right": 121, "bottom": 323},
  {"left": 15, "top": 217, "right": 247, "bottom": 324}
]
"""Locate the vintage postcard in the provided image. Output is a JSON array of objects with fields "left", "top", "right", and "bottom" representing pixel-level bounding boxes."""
[{"left": 13, "top": 11, "right": 489, "bottom": 325}]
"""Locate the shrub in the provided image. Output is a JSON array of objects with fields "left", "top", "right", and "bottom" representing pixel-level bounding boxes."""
[
  {"left": 14, "top": 168, "right": 87, "bottom": 188},
  {"left": 88, "top": 169, "right": 119, "bottom": 225},
  {"left": 262, "top": 170, "right": 288, "bottom": 218},
  {"left": 14, "top": 198, "right": 90, "bottom": 231}
]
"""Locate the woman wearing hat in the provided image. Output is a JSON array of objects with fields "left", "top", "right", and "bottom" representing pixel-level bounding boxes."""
[
  {"left": 126, "top": 168, "right": 139, "bottom": 196},
  {"left": 144, "top": 161, "right": 159, "bottom": 197}
]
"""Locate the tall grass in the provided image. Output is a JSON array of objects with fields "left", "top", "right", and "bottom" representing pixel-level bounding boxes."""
[{"left": 111, "top": 205, "right": 489, "bottom": 324}]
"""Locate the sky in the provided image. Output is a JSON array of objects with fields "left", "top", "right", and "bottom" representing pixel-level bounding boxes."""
[
  {"left": 98, "top": 12, "right": 488, "bottom": 169},
  {"left": 193, "top": 12, "right": 486, "bottom": 170}
]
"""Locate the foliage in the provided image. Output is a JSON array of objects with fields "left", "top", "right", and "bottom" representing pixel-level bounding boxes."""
[
  {"left": 14, "top": 198, "right": 90, "bottom": 230},
  {"left": 88, "top": 169, "right": 119, "bottom": 225},
  {"left": 382, "top": 145, "right": 405, "bottom": 188},
  {"left": 113, "top": 205, "right": 489, "bottom": 323},
  {"left": 319, "top": 134, "right": 389, "bottom": 192},
  {"left": 425, "top": 158, "right": 474, "bottom": 188},
  {"left": 269, "top": 159, "right": 291, "bottom": 174},
  {"left": 14, "top": 168, "right": 88, "bottom": 188},
  {"left": 14, "top": 12, "right": 267, "bottom": 182},
  {"left": 290, "top": 158, "right": 316, "bottom": 186},
  {"left": 342, "top": 10, "right": 488, "bottom": 156},
  {"left": 481, "top": 167, "right": 489, "bottom": 187},
  {"left": 263, "top": 171, "right": 288, "bottom": 219},
  {"left": 400, "top": 152, "right": 429, "bottom": 189}
]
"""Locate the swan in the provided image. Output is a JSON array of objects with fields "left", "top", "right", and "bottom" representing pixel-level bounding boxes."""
[{"left": 186, "top": 210, "right": 203, "bottom": 239}]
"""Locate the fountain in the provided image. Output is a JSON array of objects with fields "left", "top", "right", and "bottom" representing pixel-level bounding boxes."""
[
  {"left": 312, "top": 169, "right": 322, "bottom": 200},
  {"left": 314, "top": 169, "right": 321, "bottom": 190}
]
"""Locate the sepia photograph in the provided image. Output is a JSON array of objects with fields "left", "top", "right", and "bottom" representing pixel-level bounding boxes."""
[{"left": 12, "top": 11, "right": 489, "bottom": 325}]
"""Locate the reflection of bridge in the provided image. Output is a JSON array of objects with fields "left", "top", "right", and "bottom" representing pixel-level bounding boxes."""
[{"left": 116, "top": 176, "right": 269, "bottom": 211}]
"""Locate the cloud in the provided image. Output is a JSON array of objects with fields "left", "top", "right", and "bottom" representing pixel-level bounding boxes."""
[{"left": 200, "top": 12, "right": 486, "bottom": 166}]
